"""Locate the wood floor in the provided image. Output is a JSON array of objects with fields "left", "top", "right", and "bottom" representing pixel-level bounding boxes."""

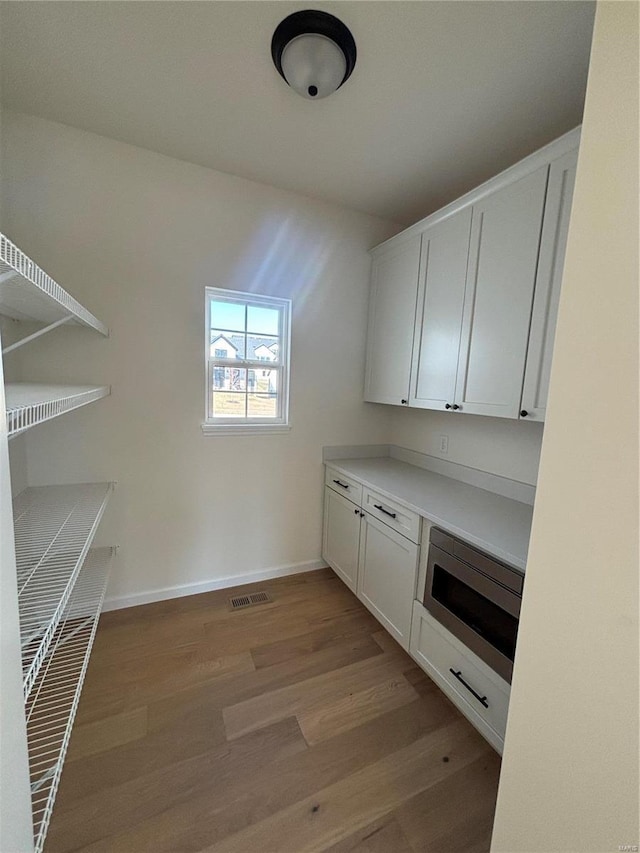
[{"left": 46, "top": 569, "right": 501, "bottom": 853}]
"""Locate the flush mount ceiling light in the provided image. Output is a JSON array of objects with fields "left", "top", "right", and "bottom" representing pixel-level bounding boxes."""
[{"left": 271, "top": 10, "right": 357, "bottom": 100}]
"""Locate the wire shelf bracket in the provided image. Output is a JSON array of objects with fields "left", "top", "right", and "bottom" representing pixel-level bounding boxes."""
[
  {"left": 13, "top": 482, "right": 114, "bottom": 699},
  {"left": 2, "top": 316, "right": 75, "bottom": 356}
]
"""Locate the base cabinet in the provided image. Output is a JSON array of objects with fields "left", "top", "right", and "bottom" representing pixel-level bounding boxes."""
[
  {"left": 357, "top": 513, "right": 419, "bottom": 650},
  {"left": 322, "top": 470, "right": 511, "bottom": 753},
  {"left": 322, "top": 482, "right": 419, "bottom": 650},
  {"left": 409, "top": 601, "right": 510, "bottom": 753},
  {"left": 322, "top": 486, "right": 361, "bottom": 593}
]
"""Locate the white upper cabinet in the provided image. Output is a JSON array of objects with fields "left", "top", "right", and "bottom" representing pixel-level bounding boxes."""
[
  {"left": 410, "top": 208, "right": 472, "bottom": 410},
  {"left": 454, "top": 166, "right": 548, "bottom": 419},
  {"left": 364, "top": 235, "right": 421, "bottom": 406},
  {"left": 520, "top": 149, "right": 578, "bottom": 420},
  {"left": 364, "top": 127, "right": 580, "bottom": 422}
]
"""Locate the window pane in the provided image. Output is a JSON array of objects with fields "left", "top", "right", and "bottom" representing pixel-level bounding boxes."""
[
  {"left": 210, "top": 299, "right": 245, "bottom": 332},
  {"left": 247, "top": 394, "right": 278, "bottom": 418},
  {"left": 246, "top": 335, "right": 279, "bottom": 362},
  {"left": 209, "top": 367, "right": 247, "bottom": 392},
  {"left": 251, "top": 368, "right": 278, "bottom": 394},
  {"left": 247, "top": 305, "right": 280, "bottom": 335},
  {"left": 210, "top": 330, "right": 245, "bottom": 359},
  {"left": 209, "top": 366, "right": 248, "bottom": 418},
  {"left": 211, "top": 391, "right": 247, "bottom": 418}
]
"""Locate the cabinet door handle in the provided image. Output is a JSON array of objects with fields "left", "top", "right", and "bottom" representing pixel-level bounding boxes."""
[
  {"left": 333, "top": 479, "right": 349, "bottom": 489},
  {"left": 520, "top": 410, "right": 528, "bottom": 417},
  {"left": 445, "top": 403, "right": 452, "bottom": 410},
  {"left": 452, "top": 404, "right": 460, "bottom": 411},
  {"left": 449, "top": 668, "right": 489, "bottom": 708},
  {"left": 373, "top": 504, "right": 397, "bottom": 519},
  {"left": 360, "top": 512, "right": 365, "bottom": 518},
  {"left": 354, "top": 508, "right": 359, "bottom": 515},
  {"left": 401, "top": 399, "right": 408, "bottom": 405}
]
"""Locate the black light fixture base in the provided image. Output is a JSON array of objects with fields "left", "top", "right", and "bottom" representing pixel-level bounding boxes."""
[{"left": 271, "top": 10, "right": 357, "bottom": 91}]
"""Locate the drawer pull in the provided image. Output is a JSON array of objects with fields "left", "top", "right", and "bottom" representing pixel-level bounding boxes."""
[
  {"left": 333, "top": 479, "right": 349, "bottom": 489},
  {"left": 449, "top": 668, "right": 489, "bottom": 708},
  {"left": 373, "top": 504, "right": 397, "bottom": 519}
]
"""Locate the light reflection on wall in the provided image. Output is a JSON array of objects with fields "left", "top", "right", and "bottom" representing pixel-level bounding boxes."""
[{"left": 225, "top": 213, "right": 333, "bottom": 317}]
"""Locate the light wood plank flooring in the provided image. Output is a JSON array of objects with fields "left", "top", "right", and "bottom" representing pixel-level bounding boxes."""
[{"left": 46, "top": 568, "right": 501, "bottom": 852}]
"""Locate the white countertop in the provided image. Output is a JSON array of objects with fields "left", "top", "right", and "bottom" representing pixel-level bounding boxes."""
[{"left": 325, "top": 457, "right": 532, "bottom": 572}]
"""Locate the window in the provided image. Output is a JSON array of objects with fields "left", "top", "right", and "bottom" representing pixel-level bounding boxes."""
[{"left": 203, "top": 288, "right": 291, "bottom": 434}]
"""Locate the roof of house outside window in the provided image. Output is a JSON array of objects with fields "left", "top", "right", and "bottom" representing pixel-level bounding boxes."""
[{"left": 211, "top": 333, "right": 278, "bottom": 360}]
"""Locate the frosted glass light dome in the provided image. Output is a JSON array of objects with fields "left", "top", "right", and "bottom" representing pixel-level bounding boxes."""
[
  {"left": 280, "top": 34, "right": 347, "bottom": 99},
  {"left": 271, "top": 10, "right": 357, "bottom": 101}
]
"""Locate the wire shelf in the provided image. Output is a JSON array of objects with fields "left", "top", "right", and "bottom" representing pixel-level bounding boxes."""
[
  {"left": 5, "top": 383, "right": 110, "bottom": 438},
  {"left": 0, "top": 233, "right": 108, "bottom": 336},
  {"left": 25, "top": 547, "right": 112, "bottom": 853},
  {"left": 14, "top": 482, "right": 114, "bottom": 699}
]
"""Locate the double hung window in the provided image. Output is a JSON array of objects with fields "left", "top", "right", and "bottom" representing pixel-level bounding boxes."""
[{"left": 203, "top": 288, "right": 291, "bottom": 433}]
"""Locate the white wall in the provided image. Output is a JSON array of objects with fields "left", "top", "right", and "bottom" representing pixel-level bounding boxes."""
[
  {"left": 389, "top": 407, "right": 543, "bottom": 486},
  {"left": 1, "top": 111, "right": 398, "bottom": 605},
  {"left": 492, "top": 2, "right": 639, "bottom": 849}
]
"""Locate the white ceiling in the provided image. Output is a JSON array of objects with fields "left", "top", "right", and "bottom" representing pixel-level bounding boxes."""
[{"left": 0, "top": 1, "right": 595, "bottom": 224}]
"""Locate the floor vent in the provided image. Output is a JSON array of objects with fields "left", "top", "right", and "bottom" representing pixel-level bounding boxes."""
[{"left": 229, "top": 591, "right": 272, "bottom": 611}]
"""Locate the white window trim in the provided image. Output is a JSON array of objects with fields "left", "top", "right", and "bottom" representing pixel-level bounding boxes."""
[
  {"left": 201, "top": 423, "right": 292, "bottom": 436},
  {"left": 202, "top": 287, "right": 292, "bottom": 434}
]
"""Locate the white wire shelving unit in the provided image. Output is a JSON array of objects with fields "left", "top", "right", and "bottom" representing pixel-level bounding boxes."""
[
  {"left": 0, "top": 233, "right": 108, "bottom": 338},
  {"left": 26, "top": 547, "right": 113, "bottom": 853},
  {"left": 5, "top": 383, "right": 111, "bottom": 439},
  {"left": 14, "top": 482, "right": 114, "bottom": 699},
  {"left": 0, "top": 232, "right": 114, "bottom": 852},
  {"left": 1, "top": 233, "right": 111, "bottom": 441}
]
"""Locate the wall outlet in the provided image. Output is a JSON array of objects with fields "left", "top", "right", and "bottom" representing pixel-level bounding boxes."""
[{"left": 439, "top": 434, "right": 449, "bottom": 454}]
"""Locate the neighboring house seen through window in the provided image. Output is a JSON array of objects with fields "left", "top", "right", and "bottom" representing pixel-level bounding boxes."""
[{"left": 204, "top": 288, "right": 291, "bottom": 433}]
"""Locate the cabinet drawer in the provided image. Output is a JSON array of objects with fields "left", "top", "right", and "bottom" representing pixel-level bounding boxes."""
[
  {"left": 362, "top": 487, "right": 420, "bottom": 543},
  {"left": 410, "top": 603, "right": 510, "bottom": 745},
  {"left": 324, "top": 467, "right": 362, "bottom": 505}
]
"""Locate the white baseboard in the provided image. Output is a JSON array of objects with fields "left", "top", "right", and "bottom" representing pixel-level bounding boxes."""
[{"left": 102, "top": 559, "right": 327, "bottom": 612}]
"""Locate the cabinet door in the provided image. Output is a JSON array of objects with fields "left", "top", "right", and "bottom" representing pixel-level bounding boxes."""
[
  {"left": 322, "top": 487, "right": 361, "bottom": 593},
  {"left": 357, "top": 513, "right": 419, "bottom": 650},
  {"left": 410, "top": 208, "right": 472, "bottom": 411},
  {"left": 454, "top": 166, "right": 549, "bottom": 418},
  {"left": 364, "top": 235, "right": 422, "bottom": 405},
  {"left": 520, "top": 149, "right": 578, "bottom": 421}
]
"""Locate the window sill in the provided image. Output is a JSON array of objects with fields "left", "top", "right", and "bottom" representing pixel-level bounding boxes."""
[{"left": 201, "top": 423, "right": 292, "bottom": 436}]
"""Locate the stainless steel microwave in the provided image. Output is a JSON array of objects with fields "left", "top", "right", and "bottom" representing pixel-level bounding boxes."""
[{"left": 423, "top": 527, "right": 523, "bottom": 683}]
